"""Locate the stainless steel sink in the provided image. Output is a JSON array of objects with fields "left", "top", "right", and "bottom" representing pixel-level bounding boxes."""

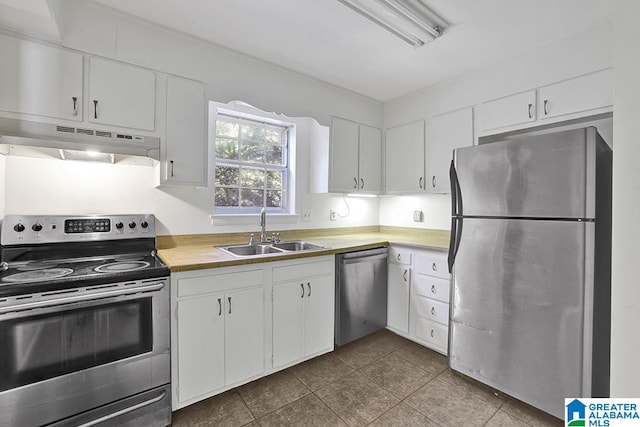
[
  {"left": 218, "top": 244, "right": 285, "bottom": 257},
  {"left": 217, "top": 240, "right": 325, "bottom": 257},
  {"left": 271, "top": 240, "right": 324, "bottom": 252}
]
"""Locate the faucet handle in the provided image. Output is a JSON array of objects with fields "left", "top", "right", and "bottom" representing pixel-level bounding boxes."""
[
  {"left": 271, "top": 232, "right": 281, "bottom": 243},
  {"left": 247, "top": 233, "right": 255, "bottom": 245}
]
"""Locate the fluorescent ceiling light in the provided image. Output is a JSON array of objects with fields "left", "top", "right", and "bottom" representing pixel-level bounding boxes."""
[{"left": 337, "top": 0, "right": 446, "bottom": 47}]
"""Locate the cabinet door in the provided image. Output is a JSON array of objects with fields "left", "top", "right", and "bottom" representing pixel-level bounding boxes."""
[
  {"left": 272, "top": 281, "right": 304, "bottom": 368},
  {"left": 358, "top": 124, "right": 382, "bottom": 194},
  {"left": 476, "top": 90, "right": 536, "bottom": 132},
  {"left": 225, "top": 287, "right": 264, "bottom": 386},
  {"left": 164, "top": 77, "right": 207, "bottom": 186},
  {"left": 88, "top": 57, "right": 155, "bottom": 130},
  {"left": 427, "top": 108, "right": 473, "bottom": 193},
  {"left": 330, "top": 117, "right": 359, "bottom": 192},
  {"left": 387, "top": 263, "right": 410, "bottom": 333},
  {"left": 0, "top": 34, "right": 82, "bottom": 121},
  {"left": 538, "top": 68, "right": 613, "bottom": 120},
  {"left": 177, "top": 294, "right": 225, "bottom": 403},
  {"left": 385, "top": 121, "right": 425, "bottom": 194},
  {"left": 304, "top": 275, "right": 334, "bottom": 357}
]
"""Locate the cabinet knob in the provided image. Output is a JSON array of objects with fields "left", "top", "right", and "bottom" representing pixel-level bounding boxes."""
[
  {"left": 353, "top": 177, "right": 358, "bottom": 189},
  {"left": 397, "top": 254, "right": 401, "bottom": 261},
  {"left": 403, "top": 269, "right": 408, "bottom": 282},
  {"left": 307, "top": 282, "right": 311, "bottom": 297},
  {"left": 432, "top": 262, "right": 437, "bottom": 271},
  {"left": 430, "top": 329, "right": 435, "bottom": 338},
  {"left": 431, "top": 307, "right": 436, "bottom": 315},
  {"left": 360, "top": 178, "right": 364, "bottom": 189},
  {"left": 431, "top": 285, "right": 436, "bottom": 294},
  {"left": 72, "top": 97, "right": 78, "bottom": 116},
  {"left": 300, "top": 283, "right": 305, "bottom": 298}
]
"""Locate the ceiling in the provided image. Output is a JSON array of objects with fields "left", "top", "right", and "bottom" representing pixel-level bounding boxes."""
[{"left": 3, "top": 0, "right": 615, "bottom": 102}]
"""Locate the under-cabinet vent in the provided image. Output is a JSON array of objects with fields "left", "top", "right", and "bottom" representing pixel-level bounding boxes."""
[
  {"left": 76, "top": 128, "right": 95, "bottom": 136},
  {"left": 95, "top": 131, "right": 112, "bottom": 138},
  {"left": 56, "top": 126, "right": 75, "bottom": 133}
]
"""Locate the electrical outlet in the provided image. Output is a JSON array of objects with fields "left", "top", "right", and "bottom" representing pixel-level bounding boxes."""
[
  {"left": 302, "top": 209, "right": 312, "bottom": 221},
  {"left": 413, "top": 210, "right": 424, "bottom": 222},
  {"left": 330, "top": 209, "right": 337, "bottom": 221}
]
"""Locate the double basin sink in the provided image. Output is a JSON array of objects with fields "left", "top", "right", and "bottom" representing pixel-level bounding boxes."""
[{"left": 217, "top": 240, "right": 325, "bottom": 257}]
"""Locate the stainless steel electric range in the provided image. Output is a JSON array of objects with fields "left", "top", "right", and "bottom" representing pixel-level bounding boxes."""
[{"left": 0, "top": 214, "right": 171, "bottom": 427}]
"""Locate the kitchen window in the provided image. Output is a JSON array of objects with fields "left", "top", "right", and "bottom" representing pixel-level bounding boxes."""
[{"left": 214, "top": 112, "right": 291, "bottom": 213}]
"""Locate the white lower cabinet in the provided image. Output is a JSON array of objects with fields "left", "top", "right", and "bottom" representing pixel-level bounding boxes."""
[
  {"left": 387, "top": 245, "right": 451, "bottom": 355},
  {"left": 172, "top": 255, "right": 334, "bottom": 410},
  {"left": 172, "top": 267, "right": 265, "bottom": 409},
  {"left": 272, "top": 258, "right": 334, "bottom": 369}
]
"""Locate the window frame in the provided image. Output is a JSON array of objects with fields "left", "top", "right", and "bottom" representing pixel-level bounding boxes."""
[{"left": 213, "top": 108, "right": 294, "bottom": 215}]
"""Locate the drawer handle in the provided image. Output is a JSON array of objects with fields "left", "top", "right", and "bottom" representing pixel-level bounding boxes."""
[
  {"left": 228, "top": 297, "right": 232, "bottom": 314},
  {"left": 307, "top": 282, "right": 311, "bottom": 297},
  {"left": 353, "top": 177, "right": 358, "bottom": 189},
  {"left": 528, "top": 103, "right": 533, "bottom": 119},
  {"left": 300, "top": 283, "right": 304, "bottom": 298},
  {"left": 543, "top": 99, "right": 549, "bottom": 115},
  {"left": 431, "top": 285, "right": 436, "bottom": 294},
  {"left": 431, "top": 307, "right": 436, "bottom": 315},
  {"left": 72, "top": 96, "right": 78, "bottom": 116},
  {"left": 403, "top": 269, "right": 408, "bottom": 282},
  {"left": 432, "top": 262, "right": 437, "bottom": 271},
  {"left": 430, "top": 329, "right": 435, "bottom": 338},
  {"left": 93, "top": 99, "right": 98, "bottom": 119},
  {"left": 397, "top": 254, "right": 401, "bottom": 261},
  {"left": 419, "top": 177, "right": 424, "bottom": 189},
  {"left": 217, "top": 298, "right": 222, "bottom": 316},
  {"left": 432, "top": 176, "right": 436, "bottom": 188}
]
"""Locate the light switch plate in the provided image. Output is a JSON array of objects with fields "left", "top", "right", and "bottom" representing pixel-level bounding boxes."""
[
  {"left": 413, "top": 210, "right": 423, "bottom": 222},
  {"left": 302, "top": 209, "right": 312, "bottom": 221}
]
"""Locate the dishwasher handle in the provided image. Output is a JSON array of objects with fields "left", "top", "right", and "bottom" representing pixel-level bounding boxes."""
[{"left": 340, "top": 253, "right": 388, "bottom": 265}]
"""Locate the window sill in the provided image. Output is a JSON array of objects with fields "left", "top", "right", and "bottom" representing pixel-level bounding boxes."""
[{"left": 211, "top": 213, "right": 299, "bottom": 226}]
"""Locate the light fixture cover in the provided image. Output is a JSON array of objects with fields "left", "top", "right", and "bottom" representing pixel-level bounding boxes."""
[{"left": 337, "top": 0, "right": 446, "bottom": 47}]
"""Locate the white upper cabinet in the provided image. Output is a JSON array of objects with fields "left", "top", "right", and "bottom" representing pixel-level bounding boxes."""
[
  {"left": 476, "top": 90, "right": 537, "bottom": 133},
  {"left": 385, "top": 120, "right": 425, "bottom": 194},
  {"left": 161, "top": 76, "right": 207, "bottom": 186},
  {"left": 0, "top": 34, "right": 83, "bottom": 121},
  {"left": 88, "top": 57, "right": 156, "bottom": 131},
  {"left": 427, "top": 108, "right": 473, "bottom": 194},
  {"left": 538, "top": 68, "right": 613, "bottom": 120},
  {"left": 329, "top": 117, "right": 382, "bottom": 194}
]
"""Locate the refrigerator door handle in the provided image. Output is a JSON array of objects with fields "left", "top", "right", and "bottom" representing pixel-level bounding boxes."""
[
  {"left": 447, "top": 217, "right": 463, "bottom": 273},
  {"left": 449, "top": 159, "right": 463, "bottom": 216}
]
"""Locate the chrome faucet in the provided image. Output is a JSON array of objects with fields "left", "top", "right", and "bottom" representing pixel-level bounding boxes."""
[{"left": 260, "top": 207, "right": 267, "bottom": 242}]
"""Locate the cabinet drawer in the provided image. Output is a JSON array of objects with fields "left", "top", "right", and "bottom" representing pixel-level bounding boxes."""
[
  {"left": 415, "top": 274, "right": 450, "bottom": 303},
  {"left": 415, "top": 297, "right": 449, "bottom": 325},
  {"left": 177, "top": 269, "right": 263, "bottom": 297},
  {"left": 389, "top": 247, "right": 412, "bottom": 265},
  {"left": 272, "top": 259, "right": 333, "bottom": 283},
  {"left": 415, "top": 252, "right": 449, "bottom": 279},
  {"left": 416, "top": 317, "right": 448, "bottom": 353}
]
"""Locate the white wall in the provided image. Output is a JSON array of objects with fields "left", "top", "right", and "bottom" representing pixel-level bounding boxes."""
[
  {"left": 0, "top": 154, "right": 5, "bottom": 218},
  {"left": 3, "top": 115, "right": 379, "bottom": 235},
  {"left": 380, "top": 23, "right": 614, "bottom": 231},
  {"left": 610, "top": 0, "right": 640, "bottom": 397}
]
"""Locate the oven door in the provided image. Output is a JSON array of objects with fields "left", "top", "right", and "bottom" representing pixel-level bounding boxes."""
[{"left": 0, "top": 278, "right": 170, "bottom": 427}]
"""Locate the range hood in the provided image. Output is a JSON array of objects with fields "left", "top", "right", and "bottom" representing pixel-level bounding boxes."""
[{"left": 0, "top": 117, "right": 160, "bottom": 160}]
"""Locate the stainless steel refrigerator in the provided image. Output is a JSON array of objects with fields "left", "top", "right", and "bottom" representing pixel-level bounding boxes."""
[{"left": 447, "top": 127, "right": 611, "bottom": 419}]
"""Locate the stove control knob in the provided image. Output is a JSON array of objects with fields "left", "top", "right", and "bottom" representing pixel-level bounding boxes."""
[
  {"left": 140, "top": 221, "right": 149, "bottom": 229},
  {"left": 128, "top": 221, "right": 137, "bottom": 229},
  {"left": 115, "top": 222, "right": 124, "bottom": 230},
  {"left": 32, "top": 223, "right": 43, "bottom": 232},
  {"left": 13, "top": 223, "right": 25, "bottom": 232}
]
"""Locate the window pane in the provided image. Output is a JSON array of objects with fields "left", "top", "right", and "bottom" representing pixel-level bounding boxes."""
[
  {"left": 215, "top": 187, "right": 239, "bottom": 207},
  {"left": 266, "top": 190, "right": 282, "bottom": 208},
  {"left": 240, "top": 124, "right": 265, "bottom": 142},
  {"left": 240, "top": 169, "right": 265, "bottom": 188},
  {"left": 265, "top": 128, "right": 283, "bottom": 144},
  {"left": 266, "top": 170, "right": 282, "bottom": 188},
  {"left": 215, "top": 137, "right": 238, "bottom": 160},
  {"left": 216, "top": 120, "right": 239, "bottom": 137},
  {"left": 240, "top": 189, "right": 263, "bottom": 207},
  {"left": 215, "top": 166, "right": 239, "bottom": 186},
  {"left": 265, "top": 145, "right": 284, "bottom": 166},
  {"left": 239, "top": 142, "right": 264, "bottom": 163}
]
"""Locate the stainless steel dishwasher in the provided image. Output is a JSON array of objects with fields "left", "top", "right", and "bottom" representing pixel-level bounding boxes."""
[{"left": 335, "top": 247, "right": 388, "bottom": 346}]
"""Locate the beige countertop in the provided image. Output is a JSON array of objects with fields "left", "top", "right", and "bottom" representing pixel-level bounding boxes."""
[{"left": 158, "top": 226, "right": 450, "bottom": 273}]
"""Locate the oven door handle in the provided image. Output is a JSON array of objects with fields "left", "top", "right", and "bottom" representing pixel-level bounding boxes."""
[
  {"left": 0, "top": 281, "right": 165, "bottom": 314},
  {"left": 77, "top": 390, "right": 166, "bottom": 427}
]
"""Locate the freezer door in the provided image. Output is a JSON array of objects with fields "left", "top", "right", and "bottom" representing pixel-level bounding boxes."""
[
  {"left": 449, "top": 218, "right": 593, "bottom": 419},
  {"left": 454, "top": 127, "right": 596, "bottom": 218}
]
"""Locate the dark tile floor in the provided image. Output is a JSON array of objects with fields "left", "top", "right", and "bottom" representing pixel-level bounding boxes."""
[{"left": 171, "top": 330, "right": 562, "bottom": 427}]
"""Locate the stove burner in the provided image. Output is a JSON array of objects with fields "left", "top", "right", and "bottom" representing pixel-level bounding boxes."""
[
  {"left": 17, "top": 262, "right": 60, "bottom": 271},
  {"left": 2, "top": 268, "right": 74, "bottom": 283},
  {"left": 95, "top": 261, "right": 150, "bottom": 273}
]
